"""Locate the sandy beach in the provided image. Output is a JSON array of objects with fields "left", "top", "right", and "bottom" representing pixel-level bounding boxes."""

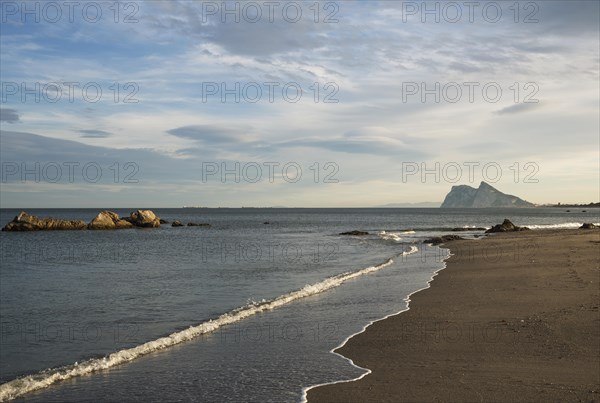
[{"left": 308, "top": 228, "right": 600, "bottom": 402}]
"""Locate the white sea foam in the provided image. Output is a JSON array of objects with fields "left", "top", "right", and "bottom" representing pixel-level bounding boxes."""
[
  {"left": 526, "top": 222, "right": 600, "bottom": 230},
  {"left": 0, "top": 246, "right": 419, "bottom": 402},
  {"left": 377, "top": 231, "right": 403, "bottom": 242}
]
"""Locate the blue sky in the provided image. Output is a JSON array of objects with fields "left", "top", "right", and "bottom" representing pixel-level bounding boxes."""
[{"left": 1, "top": 0, "right": 598, "bottom": 207}]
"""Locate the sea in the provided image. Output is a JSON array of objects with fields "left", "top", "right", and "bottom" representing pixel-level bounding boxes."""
[{"left": 0, "top": 207, "right": 598, "bottom": 402}]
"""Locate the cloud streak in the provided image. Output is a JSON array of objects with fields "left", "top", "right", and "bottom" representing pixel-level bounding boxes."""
[{"left": 78, "top": 129, "right": 112, "bottom": 138}]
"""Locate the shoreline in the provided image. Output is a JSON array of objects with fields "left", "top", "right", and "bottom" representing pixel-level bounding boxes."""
[
  {"left": 301, "top": 245, "right": 451, "bottom": 402},
  {"left": 307, "top": 229, "right": 600, "bottom": 402}
]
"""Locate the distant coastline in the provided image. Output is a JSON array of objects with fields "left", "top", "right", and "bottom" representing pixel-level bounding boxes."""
[{"left": 537, "top": 202, "right": 600, "bottom": 208}]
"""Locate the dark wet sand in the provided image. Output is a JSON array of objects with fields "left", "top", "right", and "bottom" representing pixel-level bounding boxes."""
[{"left": 308, "top": 229, "right": 600, "bottom": 402}]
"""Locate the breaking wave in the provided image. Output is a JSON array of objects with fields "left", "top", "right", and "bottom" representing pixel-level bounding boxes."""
[
  {"left": 377, "top": 231, "right": 402, "bottom": 242},
  {"left": 526, "top": 222, "right": 600, "bottom": 230}
]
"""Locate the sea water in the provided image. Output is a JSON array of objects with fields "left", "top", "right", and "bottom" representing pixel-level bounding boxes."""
[{"left": 0, "top": 208, "right": 597, "bottom": 401}]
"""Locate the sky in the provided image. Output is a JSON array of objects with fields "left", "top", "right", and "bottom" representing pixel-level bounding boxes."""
[{"left": 0, "top": 0, "right": 599, "bottom": 208}]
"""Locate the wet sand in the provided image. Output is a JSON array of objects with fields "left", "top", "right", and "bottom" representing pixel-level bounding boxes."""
[{"left": 308, "top": 229, "right": 600, "bottom": 402}]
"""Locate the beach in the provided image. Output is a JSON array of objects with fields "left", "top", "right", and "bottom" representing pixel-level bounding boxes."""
[{"left": 307, "top": 228, "right": 600, "bottom": 402}]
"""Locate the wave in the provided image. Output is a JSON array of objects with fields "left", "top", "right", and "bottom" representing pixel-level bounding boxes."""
[
  {"left": 382, "top": 222, "right": 600, "bottom": 233},
  {"left": 410, "top": 227, "right": 488, "bottom": 232},
  {"left": 377, "top": 231, "right": 402, "bottom": 242},
  {"left": 526, "top": 222, "right": 600, "bottom": 230},
  {"left": 0, "top": 246, "right": 419, "bottom": 402}
]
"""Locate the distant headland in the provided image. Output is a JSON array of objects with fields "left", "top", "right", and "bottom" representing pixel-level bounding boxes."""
[{"left": 441, "top": 181, "right": 534, "bottom": 208}]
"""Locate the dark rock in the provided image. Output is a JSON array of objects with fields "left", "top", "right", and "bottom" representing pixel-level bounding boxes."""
[
  {"left": 88, "top": 211, "right": 133, "bottom": 230},
  {"left": 159, "top": 218, "right": 169, "bottom": 224},
  {"left": 451, "top": 227, "right": 487, "bottom": 231},
  {"left": 339, "top": 230, "right": 369, "bottom": 236},
  {"left": 171, "top": 220, "right": 184, "bottom": 227},
  {"left": 187, "top": 222, "right": 211, "bottom": 227},
  {"left": 485, "top": 219, "right": 530, "bottom": 233},
  {"left": 2, "top": 211, "right": 87, "bottom": 231},
  {"left": 579, "top": 223, "right": 597, "bottom": 229},
  {"left": 423, "top": 235, "right": 464, "bottom": 245},
  {"left": 263, "top": 222, "right": 270, "bottom": 225}
]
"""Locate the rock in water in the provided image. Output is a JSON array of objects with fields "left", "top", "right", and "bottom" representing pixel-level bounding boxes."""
[
  {"left": 88, "top": 211, "right": 133, "bottom": 230},
  {"left": 171, "top": 220, "right": 184, "bottom": 227},
  {"left": 2, "top": 210, "right": 166, "bottom": 231},
  {"left": 339, "top": 230, "right": 369, "bottom": 236},
  {"left": 579, "top": 223, "right": 597, "bottom": 229},
  {"left": 423, "top": 235, "right": 464, "bottom": 245},
  {"left": 126, "top": 210, "right": 161, "bottom": 228},
  {"left": 441, "top": 182, "right": 534, "bottom": 208},
  {"left": 187, "top": 222, "right": 211, "bottom": 227},
  {"left": 2, "top": 211, "right": 87, "bottom": 231},
  {"left": 485, "top": 219, "right": 530, "bottom": 233}
]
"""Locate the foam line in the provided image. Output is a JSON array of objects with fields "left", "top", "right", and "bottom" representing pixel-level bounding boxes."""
[
  {"left": 377, "top": 231, "right": 403, "bottom": 242},
  {"left": 525, "top": 222, "right": 599, "bottom": 230}
]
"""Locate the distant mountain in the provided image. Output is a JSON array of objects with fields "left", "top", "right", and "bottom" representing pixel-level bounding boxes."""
[
  {"left": 441, "top": 182, "right": 534, "bottom": 208},
  {"left": 378, "top": 202, "right": 441, "bottom": 208}
]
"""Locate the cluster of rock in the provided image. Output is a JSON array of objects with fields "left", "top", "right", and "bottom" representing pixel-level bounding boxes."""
[
  {"left": 337, "top": 219, "right": 598, "bottom": 248},
  {"left": 423, "top": 219, "right": 531, "bottom": 244},
  {"left": 88, "top": 210, "right": 163, "bottom": 229},
  {"left": 2, "top": 211, "right": 88, "bottom": 231},
  {"left": 485, "top": 219, "right": 530, "bottom": 233},
  {"left": 3, "top": 210, "right": 173, "bottom": 231}
]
